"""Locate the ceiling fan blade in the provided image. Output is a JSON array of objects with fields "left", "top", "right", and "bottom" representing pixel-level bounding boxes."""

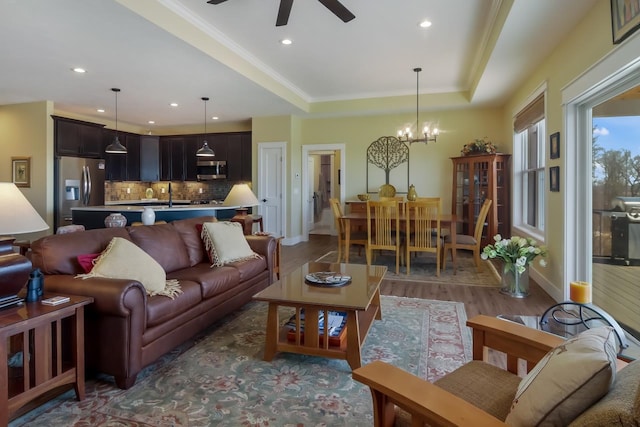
[
  {"left": 317, "top": 0, "right": 355, "bottom": 23},
  {"left": 206, "top": 0, "right": 228, "bottom": 4},
  {"left": 276, "top": 0, "right": 294, "bottom": 27}
]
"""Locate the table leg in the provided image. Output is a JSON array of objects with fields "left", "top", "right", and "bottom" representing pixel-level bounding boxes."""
[
  {"left": 450, "top": 222, "right": 457, "bottom": 274},
  {"left": 73, "top": 306, "right": 86, "bottom": 401},
  {"left": 263, "top": 303, "right": 279, "bottom": 361},
  {"left": 345, "top": 310, "right": 362, "bottom": 370},
  {"left": 0, "top": 332, "right": 8, "bottom": 427},
  {"left": 344, "top": 218, "right": 351, "bottom": 263}
]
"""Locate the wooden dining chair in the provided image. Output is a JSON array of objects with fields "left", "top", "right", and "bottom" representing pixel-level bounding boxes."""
[
  {"left": 405, "top": 199, "right": 441, "bottom": 276},
  {"left": 329, "top": 198, "right": 367, "bottom": 262},
  {"left": 443, "top": 198, "right": 492, "bottom": 273},
  {"left": 366, "top": 199, "right": 401, "bottom": 274}
]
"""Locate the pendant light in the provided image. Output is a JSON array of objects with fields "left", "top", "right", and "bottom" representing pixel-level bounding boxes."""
[
  {"left": 196, "top": 97, "right": 215, "bottom": 157},
  {"left": 105, "top": 88, "right": 127, "bottom": 154},
  {"left": 397, "top": 68, "right": 439, "bottom": 144}
]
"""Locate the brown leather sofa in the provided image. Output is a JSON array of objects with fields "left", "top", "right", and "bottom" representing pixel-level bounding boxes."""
[{"left": 30, "top": 216, "right": 276, "bottom": 389}]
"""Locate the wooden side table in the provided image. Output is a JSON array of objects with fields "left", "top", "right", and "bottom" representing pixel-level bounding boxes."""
[{"left": 0, "top": 294, "right": 93, "bottom": 425}]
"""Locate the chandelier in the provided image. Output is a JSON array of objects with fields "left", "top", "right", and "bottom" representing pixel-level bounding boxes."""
[{"left": 397, "top": 67, "right": 439, "bottom": 144}]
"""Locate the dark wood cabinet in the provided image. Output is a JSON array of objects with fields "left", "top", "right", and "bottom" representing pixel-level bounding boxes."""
[
  {"left": 227, "top": 133, "right": 252, "bottom": 181},
  {"left": 159, "top": 137, "right": 187, "bottom": 181},
  {"left": 140, "top": 135, "right": 160, "bottom": 182},
  {"left": 53, "top": 116, "right": 105, "bottom": 158},
  {"left": 184, "top": 137, "right": 199, "bottom": 181},
  {"left": 105, "top": 131, "right": 139, "bottom": 181},
  {"left": 451, "top": 154, "right": 511, "bottom": 248}
]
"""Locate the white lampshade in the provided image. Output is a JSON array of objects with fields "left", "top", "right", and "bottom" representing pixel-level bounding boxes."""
[
  {"left": 0, "top": 183, "right": 49, "bottom": 234},
  {"left": 223, "top": 183, "right": 259, "bottom": 208}
]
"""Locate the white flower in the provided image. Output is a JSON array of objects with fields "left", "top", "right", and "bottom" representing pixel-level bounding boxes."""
[{"left": 494, "top": 234, "right": 502, "bottom": 242}]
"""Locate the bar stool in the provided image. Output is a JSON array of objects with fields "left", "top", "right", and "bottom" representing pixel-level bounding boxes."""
[{"left": 250, "top": 215, "right": 264, "bottom": 232}]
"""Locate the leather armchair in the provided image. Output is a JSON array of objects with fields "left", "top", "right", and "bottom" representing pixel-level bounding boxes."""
[{"left": 353, "top": 315, "right": 635, "bottom": 427}]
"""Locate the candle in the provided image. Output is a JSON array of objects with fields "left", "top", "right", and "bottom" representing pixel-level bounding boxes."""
[{"left": 570, "top": 281, "right": 592, "bottom": 304}]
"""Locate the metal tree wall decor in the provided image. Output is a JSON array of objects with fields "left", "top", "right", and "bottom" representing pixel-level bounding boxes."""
[{"left": 366, "top": 136, "right": 410, "bottom": 193}]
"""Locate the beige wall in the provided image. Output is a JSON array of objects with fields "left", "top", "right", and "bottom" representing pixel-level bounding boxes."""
[
  {"left": 503, "top": 0, "right": 616, "bottom": 296},
  {"left": 0, "top": 101, "right": 53, "bottom": 242}
]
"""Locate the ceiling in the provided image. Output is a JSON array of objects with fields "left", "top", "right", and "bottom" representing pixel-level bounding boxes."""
[{"left": 0, "top": 0, "right": 598, "bottom": 131}]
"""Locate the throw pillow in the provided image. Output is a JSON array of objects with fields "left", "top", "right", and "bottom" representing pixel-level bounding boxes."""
[
  {"left": 505, "top": 326, "right": 617, "bottom": 427},
  {"left": 75, "top": 237, "right": 182, "bottom": 298},
  {"left": 201, "top": 221, "right": 262, "bottom": 267},
  {"left": 77, "top": 253, "right": 100, "bottom": 273}
]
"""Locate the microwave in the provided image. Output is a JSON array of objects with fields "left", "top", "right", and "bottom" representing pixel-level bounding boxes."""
[{"left": 197, "top": 160, "right": 227, "bottom": 180}]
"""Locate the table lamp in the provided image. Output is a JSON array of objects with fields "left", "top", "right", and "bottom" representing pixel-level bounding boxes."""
[
  {"left": 224, "top": 183, "right": 259, "bottom": 235},
  {"left": 0, "top": 183, "right": 49, "bottom": 305}
]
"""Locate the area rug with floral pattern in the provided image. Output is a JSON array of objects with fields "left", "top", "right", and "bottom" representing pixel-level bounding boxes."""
[
  {"left": 11, "top": 296, "right": 471, "bottom": 427},
  {"left": 316, "top": 248, "right": 502, "bottom": 287}
]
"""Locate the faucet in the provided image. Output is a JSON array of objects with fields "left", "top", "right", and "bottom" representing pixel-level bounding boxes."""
[{"left": 168, "top": 182, "right": 173, "bottom": 208}]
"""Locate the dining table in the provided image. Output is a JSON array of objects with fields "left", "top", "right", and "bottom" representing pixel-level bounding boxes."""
[{"left": 340, "top": 211, "right": 460, "bottom": 273}]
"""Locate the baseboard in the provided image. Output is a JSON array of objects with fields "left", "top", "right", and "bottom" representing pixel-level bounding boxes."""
[
  {"left": 281, "top": 235, "right": 303, "bottom": 246},
  {"left": 530, "top": 267, "right": 563, "bottom": 302}
]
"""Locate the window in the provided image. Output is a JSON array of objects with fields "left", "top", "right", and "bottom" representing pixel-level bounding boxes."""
[{"left": 513, "top": 92, "right": 546, "bottom": 239}]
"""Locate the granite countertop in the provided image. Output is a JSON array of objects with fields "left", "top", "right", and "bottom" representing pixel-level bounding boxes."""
[{"left": 105, "top": 199, "right": 192, "bottom": 205}]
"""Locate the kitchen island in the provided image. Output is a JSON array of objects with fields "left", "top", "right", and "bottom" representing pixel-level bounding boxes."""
[{"left": 71, "top": 204, "right": 240, "bottom": 230}]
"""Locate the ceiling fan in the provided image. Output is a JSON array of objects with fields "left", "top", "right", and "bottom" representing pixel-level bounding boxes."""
[{"left": 206, "top": 0, "right": 355, "bottom": 27}]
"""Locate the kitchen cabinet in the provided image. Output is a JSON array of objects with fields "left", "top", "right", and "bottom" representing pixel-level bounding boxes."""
[
  {"left": 53, "top": 116, "right": 105, "bottom": 158},
  {"left": 451, "top": 153, "right": 511, "bottom": 248},
  {"left": 105, "top": 131, "right": 139, "bottom": 181},
  {"left": 184, "top": 136, "right": 199, "bottom": 181},
  {"left": 159, "top": 137, "right": 187, "bottom": 181},
  {"left": 227, "top": 132, "right": 252, "bottom": 182},
  {"left": 140, "top": 135, "right": 160, "bottom": 181}
]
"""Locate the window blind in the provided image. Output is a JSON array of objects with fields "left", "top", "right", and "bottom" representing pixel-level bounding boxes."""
[{"left": 514, "top": 93, "right": 544, "bottom": 133}]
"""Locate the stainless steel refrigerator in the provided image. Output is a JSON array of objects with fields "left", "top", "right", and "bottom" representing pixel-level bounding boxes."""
[{"left": 55, "top": 157, "right": 105, "bottom": 230}]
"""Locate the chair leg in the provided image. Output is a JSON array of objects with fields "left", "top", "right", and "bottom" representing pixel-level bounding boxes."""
[
  {"left": 337, "top": 239, "right": 343, "bottom": 263},
  {"left": 473, "top": 249, "right": 481, "bottom": 271},
  {"left": 406, "top": 247, "right": 410, "bottom": 275},
  {"left": 366, "top": 247, "right": 372, "bottom": 266},
  {"left": 436, "top": 247, "right": 440, "bottom": 277}
]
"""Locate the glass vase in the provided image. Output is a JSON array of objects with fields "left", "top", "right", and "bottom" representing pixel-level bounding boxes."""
[{"left": 499, "top": 262, "right": 530, "bottom": 298}]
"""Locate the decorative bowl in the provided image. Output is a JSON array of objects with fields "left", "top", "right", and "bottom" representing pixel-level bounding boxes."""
[
  {"left": 378, "top": 184, "right": 397, "bottom": 198},
  {"left": 357, "top": 194, "right": 370, "bottom": 201}
]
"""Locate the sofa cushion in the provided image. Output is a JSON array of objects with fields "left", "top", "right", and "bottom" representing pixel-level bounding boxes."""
[
  {"left": 201, "top": 222, "right": 261, "bottom": 267},
  {"left": 76, "top": 237, "right": 182, "bottom": 299},
  {"left": 228, "top": 256, "right": 268, "bottom": 282},
  {"left": 169, "top": 263, "right": 241, "bottom": 299},
  {"left": 570, "top": 358, "right": 640, "bottom": 426},
  {"left": 171, "top": 216, "right": 216, "bottom": 266},
  {"left": 146, "top": 280, "right": 202, "bottom": 327},
  {"left": 128, "top": 223, "right": 191, "bottom": 273},
  {"left": 506, "top": 326, "right": 617, "bottom": 427},
  {"left": 31, "top": 227, "right": 132, "bottom": 275}
]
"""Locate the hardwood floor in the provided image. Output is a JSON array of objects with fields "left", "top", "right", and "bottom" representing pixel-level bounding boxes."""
[{"left": 281, "top": 234, "right": 557, "bottom": 319}]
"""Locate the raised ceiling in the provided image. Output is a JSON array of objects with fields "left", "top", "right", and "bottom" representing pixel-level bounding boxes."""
[{"left": 0, "top": 0, "right": 598, "bottom": 130}]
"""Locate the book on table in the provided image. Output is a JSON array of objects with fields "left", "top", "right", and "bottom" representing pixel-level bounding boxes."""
[{"left": 285, "top": 309, "right": 347, "bottom": 347}]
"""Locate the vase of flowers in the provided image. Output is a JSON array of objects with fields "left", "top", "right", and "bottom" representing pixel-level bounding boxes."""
[
  {"left": 461, "top": 137, "right": 498, "bottom": 156},
  {"left": 481, "top": 235, "right": 548, "bottom": 298}
]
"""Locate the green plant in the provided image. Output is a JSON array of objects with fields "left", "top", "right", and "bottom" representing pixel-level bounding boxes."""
[
  {"left": 481, "top": 234, "right": 548, "bottom": 273},
  {"left": 461, "top": 137, "right": 497, "bottom": 155}
]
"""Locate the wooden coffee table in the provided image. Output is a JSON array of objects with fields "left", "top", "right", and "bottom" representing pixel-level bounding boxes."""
[{"left": 253, "top": 262, "right": 387, "bottom": 370}]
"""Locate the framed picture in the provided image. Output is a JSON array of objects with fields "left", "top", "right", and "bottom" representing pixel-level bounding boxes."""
[
  {"left": 550, "top": 166, "right": 560, "bottom": 192},
  {"left": 550, "top": 132, "right": 560, "bottom": 159},
  {"left": 12, "top": 157, "right": 31, "bottom": 188},
  {"left": 611, "top": 0, "right": 640, "bottom": 44}
]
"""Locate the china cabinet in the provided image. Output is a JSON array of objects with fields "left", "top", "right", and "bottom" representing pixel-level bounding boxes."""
[{"left": 451, "top": 153, "right": 511, "bottom": 248}]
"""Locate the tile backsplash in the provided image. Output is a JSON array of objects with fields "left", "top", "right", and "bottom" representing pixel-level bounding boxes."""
[{"left": 105, "top": 181, "right": 239, "bottom": 202}]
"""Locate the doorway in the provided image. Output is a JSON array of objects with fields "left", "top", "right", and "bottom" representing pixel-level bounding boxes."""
[
  {"left": 301, "top": 144, "right": 346, "bottom": 240},
  {"left": 563, "top": 32, "right": 640, "bottom": 336}
]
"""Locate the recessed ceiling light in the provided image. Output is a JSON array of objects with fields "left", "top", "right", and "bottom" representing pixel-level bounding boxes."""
[
  {"left": 97, "top": 108, "right": 105, "bottom": 113},
  {"left": 148, "top": 120, "right": 155, "bottom": 124},
  {"left": 170, "top": 102, "right": 178, "bottom": 107},
  {"left": 212, "top": 116, "right": 219, "bottom": 120},
  {"left": 281, "top": 39, "right": 292, "bottom": 45},
  {"left": 419, "top": 20, "right": 432, "bottom": 28},
  {"left": 72, "top": 67, "right": 86, "bottom": 73}
]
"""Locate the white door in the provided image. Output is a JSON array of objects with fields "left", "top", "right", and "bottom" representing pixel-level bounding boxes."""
[
  {"left": 307, "top": 157, "right": 315, "bottom": 231},
  {"left": 258, "top": 142, "right": 286, "bottom": 237}
]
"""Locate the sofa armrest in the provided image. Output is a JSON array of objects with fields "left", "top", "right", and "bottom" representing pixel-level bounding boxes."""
[
  {"left": 353, "top": 361, "right": 507, "bottom": 427},
  {"left": 44, "top": 274, "right": 147, "bottom": 318},
  {"left": 245, "top": 235, "right": 277, "bottom": 282}
]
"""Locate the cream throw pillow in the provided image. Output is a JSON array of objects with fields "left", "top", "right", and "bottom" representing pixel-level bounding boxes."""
[
  {"left": 505, "top": 326, "right": 617, "bottom": 426},
  {"left": 201, "top": 221, "right": 261, "bottom": 267},
  {"left": 75, "top": 237, "right": 182, "bottom": 299}
]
